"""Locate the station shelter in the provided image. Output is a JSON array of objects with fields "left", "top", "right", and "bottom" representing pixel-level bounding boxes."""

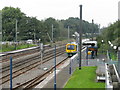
[{"left": 83, "top": 41, "right": 98, "bottom": 59}]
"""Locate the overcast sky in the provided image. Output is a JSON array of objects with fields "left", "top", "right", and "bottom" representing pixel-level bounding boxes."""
[{"left": 0, "top": 0, "right": 119, "bottom": 27}]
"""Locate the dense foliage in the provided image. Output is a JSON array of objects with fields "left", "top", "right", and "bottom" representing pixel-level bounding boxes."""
[
  {"left": 2, "top": 7, "right": 99, "bottom": 43},
  {"left": 97, "top": 21, "right": 120, "bottom": 48}
]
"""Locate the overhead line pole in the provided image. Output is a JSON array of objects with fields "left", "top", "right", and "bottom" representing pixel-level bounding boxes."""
[
  {"left": 68, "top": 26, "right": 70, "bottom": 42},
  {"left": 15, "top": 19, "right": 18, "bottom": 50},
  {"left": 34, "top": 29, "right": 36, "bottom": 44},
  {"left": 52, "top": 24, "right": 53, "bottom": 47},
  {"left": 52, "top": 24, "right": 53, "bottom": 42},
  {"left": 79, "top": 5, "right": 82, "bottom": 70}
]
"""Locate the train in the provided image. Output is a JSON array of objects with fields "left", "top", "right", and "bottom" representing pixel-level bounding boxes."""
[
  {"left": 65, "top": 39, "right": 90, "bottom": 57},
  {"left": 66, "top": 42, "right": 77, "bottom": 57},
  {"left": 66, "top": 40, "right": 97, "bottom": 58}
]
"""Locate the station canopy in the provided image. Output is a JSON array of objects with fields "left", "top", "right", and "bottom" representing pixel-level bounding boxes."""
[{"left": 83, "top": 41, "right": 97, "bottom": 47}]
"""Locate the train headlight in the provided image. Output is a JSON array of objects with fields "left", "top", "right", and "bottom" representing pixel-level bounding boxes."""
[{"left": 88, "top": 51, "right": 91, "bottom": 55}]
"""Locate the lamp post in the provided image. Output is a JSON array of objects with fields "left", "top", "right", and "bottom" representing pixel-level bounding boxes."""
[
  {"left": 92, "top": 19, "right": 94, "bottom": 41},
  {"left": 54, "top": 45, "right": 56, "bottom": 90},
  {"left": 118, "top": 47, "right": 120, "bottom": 75},
  {"left": 79, "top": 5, "right": 82, "bottom": 70},
  {"left": 74, "top": 32, "right": 79, "bottom": 52}
]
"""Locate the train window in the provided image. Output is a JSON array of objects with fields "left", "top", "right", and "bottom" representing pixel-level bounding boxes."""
[{"left": 67, "top": 45, "right": 75, "bottom": 50}]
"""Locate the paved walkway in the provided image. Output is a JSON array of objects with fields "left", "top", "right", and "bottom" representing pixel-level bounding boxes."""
[{"left": 35, "top": 58, "right": 71, "bottom": 89}]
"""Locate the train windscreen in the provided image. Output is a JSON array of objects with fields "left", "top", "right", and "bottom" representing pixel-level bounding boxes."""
[{"left": 67, "top": 45, "right": 75, "bottom": 50}]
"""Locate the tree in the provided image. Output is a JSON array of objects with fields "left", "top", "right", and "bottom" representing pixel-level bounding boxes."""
[
  {"left": 2, "top": 7, "right": 100, "bottom": 44},
  {"left": 2, "top": 7, "right": 25, "bottom": 41},
  {"left": 98, "top": 20, "right": 120, "bottom": 47}
]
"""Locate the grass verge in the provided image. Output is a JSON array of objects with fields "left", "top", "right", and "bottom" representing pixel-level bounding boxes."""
[
  {"left": 64, "top": 66, "right": 105, "bottom": 88},
  {"left": 1, "top": 44, "right": 37, "bottom": 52}
]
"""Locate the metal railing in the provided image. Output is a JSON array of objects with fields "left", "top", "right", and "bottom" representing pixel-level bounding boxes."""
[{"left": 105, "top": 50, "right": 120, "bottom": 89}]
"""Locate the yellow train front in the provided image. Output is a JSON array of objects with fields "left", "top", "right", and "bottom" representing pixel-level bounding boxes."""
[{"left": 66, "top": 42, "right": 77, "bottom": 57}]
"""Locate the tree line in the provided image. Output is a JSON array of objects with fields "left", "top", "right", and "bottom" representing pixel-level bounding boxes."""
[
  {"left": 97, "top": 21, "right": 120, "bottom": 48},
  {"left": 2, "top": 7, "right": 99, "bottom": 44}
]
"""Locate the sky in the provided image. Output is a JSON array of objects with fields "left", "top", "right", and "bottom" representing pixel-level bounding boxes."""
[{"left": 0, "top": 0, "right": 120, "bottom": 27}]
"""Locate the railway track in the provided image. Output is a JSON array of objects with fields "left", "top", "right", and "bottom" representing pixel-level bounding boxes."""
[
  {"left": 1, "top": 45, "right": 51, "bottom": 62},
  {"left": 1, "top": 44, "right": 65, "bottom": 63},
  {"left": 1, "top": 48, "right": 64, "bottom": 84},
  {"left": 1, "top": 46, "right": 65, "bottom": 88},
  {"left": 1, "top": 46, "right": 63, "bottom": 72},
  {"left": 14, "top": 57, "right": 68, "bottom": 89}
]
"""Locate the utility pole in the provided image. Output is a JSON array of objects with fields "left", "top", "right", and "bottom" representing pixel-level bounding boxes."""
[
  {"left": 92, "top": 19, "right": 94, "bottom": 41},
  {"left": 34, "top": 29, "right": 36, "bottom": 44},
  {"left": 68, "top": 26, "right": 70, "bottom": 42},
  {"left": 15, "top": 19, "right": 18, "bottom": 50},
  {"left": 52, "top": 24, "right": 53, "bottom": 43},
  {"left": 79, "top": 5, "right": 82, "bottom": 70},
  {"left": 51, "top": 24, "right": 54, "bottom": 47}
]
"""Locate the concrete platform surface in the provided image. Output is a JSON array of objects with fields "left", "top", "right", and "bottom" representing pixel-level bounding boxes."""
[{"left": 35, "top": 58, "right": 71, "bottom": 88}]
